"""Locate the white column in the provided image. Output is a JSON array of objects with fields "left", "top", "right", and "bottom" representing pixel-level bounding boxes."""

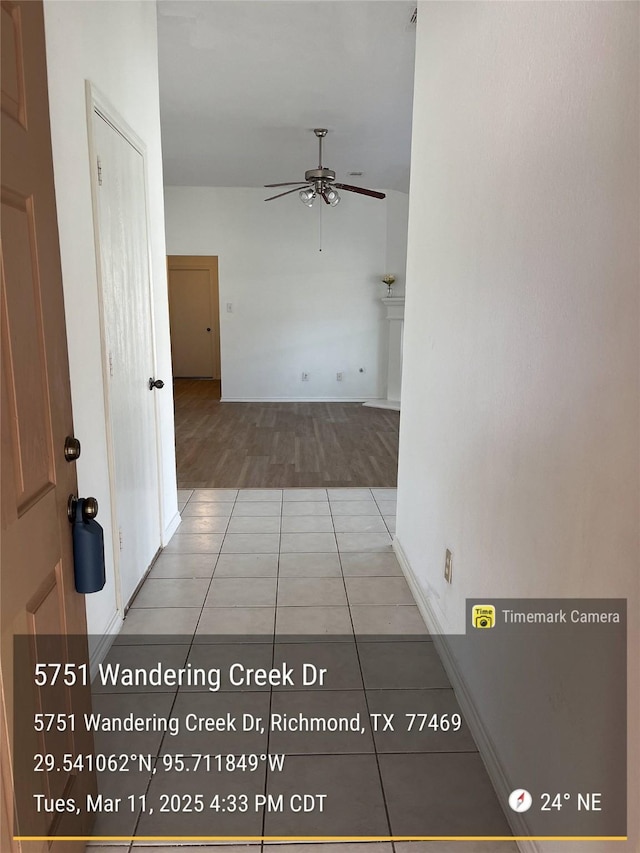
[{"left": 364, "top": 296, "right": 405, "bottom": 412}]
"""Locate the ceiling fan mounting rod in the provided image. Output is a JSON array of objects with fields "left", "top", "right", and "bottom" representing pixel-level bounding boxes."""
[{"left": 314, "top": 128, "right": 328, "bottom": 168}]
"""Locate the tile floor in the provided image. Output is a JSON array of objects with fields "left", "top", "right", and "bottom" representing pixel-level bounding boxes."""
[{"left": 91, "top": 488, "right": 516, "bottom": 852}]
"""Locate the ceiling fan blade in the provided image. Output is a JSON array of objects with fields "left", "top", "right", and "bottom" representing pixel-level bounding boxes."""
[
  {"left": 264, "top": 186, "right": 308, "bottom": 201},
  {"left": 264, "top": 182, "right": 308, "bottom": 188},
  {"left": 334, "top": 183, "right": 386, "bottom": 200}
]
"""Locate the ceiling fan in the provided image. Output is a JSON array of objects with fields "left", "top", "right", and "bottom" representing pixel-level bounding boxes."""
[{"left": 264, "top": 128, "right": 386, "bottom": 206}]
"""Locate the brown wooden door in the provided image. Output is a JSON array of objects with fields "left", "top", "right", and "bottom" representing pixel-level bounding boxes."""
[
  {"left": 167, "top": 256, "right": 220, "bottom": 379},
  {"left": 1, "top": 2, "right": 94, "bottom": 850}
]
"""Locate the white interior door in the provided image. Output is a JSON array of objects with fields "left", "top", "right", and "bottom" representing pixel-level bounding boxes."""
[{"left": 93, "top": 109, "right": 162, "bottom": 607}]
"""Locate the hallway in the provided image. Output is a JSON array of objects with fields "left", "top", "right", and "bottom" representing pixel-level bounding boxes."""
[
  {"left": 1, "top": 0, "right": 632, "bottom": 848},
  {"left": 91, "top": 488, "right": 516, "bottom": 849}
]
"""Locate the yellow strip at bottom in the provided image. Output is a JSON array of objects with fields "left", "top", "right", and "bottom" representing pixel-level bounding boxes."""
[{"left": 14, "top": 836, "right": 629, "bottom": 842}]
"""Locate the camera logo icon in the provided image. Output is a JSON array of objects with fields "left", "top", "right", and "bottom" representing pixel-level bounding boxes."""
[{"left": 472, "top": 604, "right": 496, "bottom": 629}]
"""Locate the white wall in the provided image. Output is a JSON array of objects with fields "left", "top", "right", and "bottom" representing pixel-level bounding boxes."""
[
  {"left": 397, "top": 2, "right": 638, "bottom": 850},
  {"left": 385, "top": 189, "right": 410, "bottom": 297},
  {"left": 43, "top": 1, "right": 179, "bottom": 644},
  {"left": 164, "top": 187, "right": 408, "bottom": 401}
]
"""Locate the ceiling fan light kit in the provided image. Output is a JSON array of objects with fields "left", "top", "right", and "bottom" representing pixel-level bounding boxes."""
[
  {"left": 264, "top": 128, "right": 386, "bottom": 207},
  {"left": 324, "top": 187, "right": 340, "bottom": 206},
  {"left": 299, "top": 187, "right": 316, "bottom": 206}
]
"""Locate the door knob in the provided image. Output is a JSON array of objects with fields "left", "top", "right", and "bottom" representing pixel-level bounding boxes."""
[
  {"left": 149, "top": 378, "right": 165, "bottom": 390},
  {"left": 64, "top": 435, "right": 81, "bottom": 462},
  {"left": 68, "top": 495, "right": 99, "bottom": 522}
]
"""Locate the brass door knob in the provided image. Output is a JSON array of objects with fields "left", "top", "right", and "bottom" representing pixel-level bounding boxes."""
[
  {"left": 64, "top": 435, "right": 81, "bottom": 462},
  {"left": 83, "top": 497, "right": 99, "bottom": 520},
  {"left": 68, "top": 495, "right": 99, "bottom": 523}
]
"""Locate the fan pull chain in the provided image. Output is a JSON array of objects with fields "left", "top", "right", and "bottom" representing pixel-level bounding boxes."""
[{"left": 318, "top": 200, "right": 323, "bottom": 252}]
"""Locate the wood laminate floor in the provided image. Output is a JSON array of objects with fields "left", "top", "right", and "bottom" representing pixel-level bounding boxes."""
[{"left": 173, "top": 379, "right": 400, "bottom": 488}]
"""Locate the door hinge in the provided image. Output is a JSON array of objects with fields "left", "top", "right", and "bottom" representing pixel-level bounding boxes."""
[
  {"left": 119, "top": 528, "right": 123, "bottom": 551},
  {"left": 97, "top": 156, "right": 103, "bottom": 186},
  {"left": 108, "top": 351, "right": 113, "bottom": 377}
]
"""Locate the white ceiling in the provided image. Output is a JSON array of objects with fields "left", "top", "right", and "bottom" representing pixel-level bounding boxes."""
[{"left": 157, "top": 1, "right": 416, "bottom": 192}]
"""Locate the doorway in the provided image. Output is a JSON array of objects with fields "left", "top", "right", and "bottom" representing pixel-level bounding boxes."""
[{"left": 167, "top": 255, "right": 221, "bottom": 380}]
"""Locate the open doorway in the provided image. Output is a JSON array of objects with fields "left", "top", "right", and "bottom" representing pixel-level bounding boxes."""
[{"left": 167, "top": 255, "right": 222, "bottom": 453}]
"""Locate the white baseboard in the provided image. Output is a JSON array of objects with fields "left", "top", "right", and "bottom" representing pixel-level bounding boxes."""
[
  {"left": 163, "top": 509, "right": 182, "bottom": 545},
  {"left": 392, "top": 536, "right": 538, "bottom": 853},
  {"left": 220, "top": 396, "right": 378, "bottom": 403},
  {"left": 88, "top": 608, "right": 122, "bottom": 681},
  {"left": 362, "top": 399, "right": 401, "bottom": 411}
]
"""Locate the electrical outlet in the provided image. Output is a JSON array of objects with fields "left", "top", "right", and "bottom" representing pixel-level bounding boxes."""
[
  {"left": 301, "top": 372, "right": 309, "bottom": 382},
  {"left": 336, "top": 372, "right": 343, "bottom": 382},
  {"left": 444, "top": 549, "right": 453, "bottom": 583}
]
